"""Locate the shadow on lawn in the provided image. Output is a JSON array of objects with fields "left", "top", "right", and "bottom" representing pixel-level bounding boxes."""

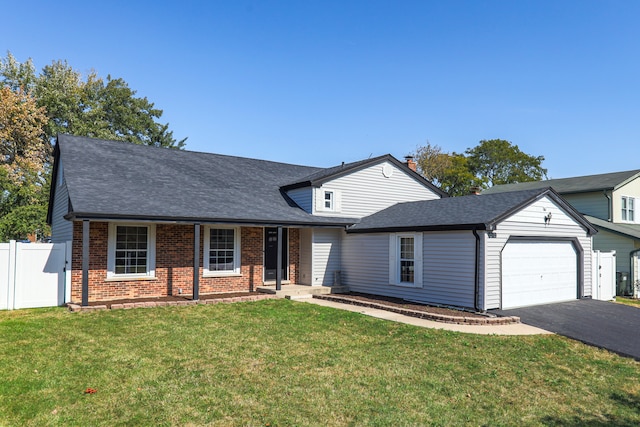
[{"left": 540, "top": 392, "right": 640, "bottom": 426}]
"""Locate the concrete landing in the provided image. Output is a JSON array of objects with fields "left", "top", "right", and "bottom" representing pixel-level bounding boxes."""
[{"left": 257, "top": 284, "right": 348, "bottom": 298}]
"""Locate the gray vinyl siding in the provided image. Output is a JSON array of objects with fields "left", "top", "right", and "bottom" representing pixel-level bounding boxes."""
[
  {"left": 312, "top": 229, "right": 343, "bottom": 286},
  {"left": 286, "top": 187, "right": 313, "bottom": 213},
  {"left": 484, "top": 196, "right": 593, "bottom": 309},
  {"left": 50, "top": 175, "right": 73, "bottom": 243},
  {"left": 299, "top": 228, "right": 312, "bottom": 285},
  {"left": 563, "top": 192, "right": 609, "bottom": 220},
  {"left": 593, "top": 229, "right": 639, "bottom": 274},
  {"left": 314, "top": 161, "right": 441, "bottom": 218},
  {"left": 422, "top": 231, "right": 477, "bottom": 308},
  {"left": 343, "top": 231, "right": 478, "bottom": 309},
  {"left": 342, "top": 234, "right": 390, "bottom": 289}
]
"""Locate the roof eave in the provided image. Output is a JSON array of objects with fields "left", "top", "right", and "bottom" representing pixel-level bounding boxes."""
[
  {"left": 346, "top": 223, "right": 488, "bottom": 234},
  {"left": 63, "top": 212, "right": 357, "bottom": 228}
]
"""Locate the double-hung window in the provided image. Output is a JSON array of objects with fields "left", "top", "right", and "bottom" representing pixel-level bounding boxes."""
[
  {"left": 622, "top": 196, "right": 635, "bottom": 222},
  {"left": 316, "top": 188, "right": 340, "bottom": 213},
  {"left": 204, "top": 226, "right": 241, "bottom": 276},
  {"left": 107, "top": 223, "right": 156, "bottom": 279},
  {"left": 389, "top": 233, "right": 422, "bottom": 287},
  {"left": 399, "top": 236, "right": 415, "bottom": 283},
  {"left": 324, "top": 191, "right": 334, "bottom": 211}
]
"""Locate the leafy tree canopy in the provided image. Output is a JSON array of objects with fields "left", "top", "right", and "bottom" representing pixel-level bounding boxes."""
[
  {"left": 0, "top": 51, "right": 187, "bottom": 241},
  {"left": 465, "top": 139, "right": 547, "bottom": 187},
  {"left": 1, "top": 52, "right": 186, "bottom": 148},
  {"left": 413, "top": 139, "right": 547, "bottom": 196}
]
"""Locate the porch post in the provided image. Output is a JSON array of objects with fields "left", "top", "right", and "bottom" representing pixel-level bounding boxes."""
[
  {"left": 193, "top": 223, "right": 200, "bottom": 300},
  {"left": 276, "top": 226, "right": 283, "bottom": 291},
  {"left": 82, "top": 220, "right": 89, "bottom": 306}
]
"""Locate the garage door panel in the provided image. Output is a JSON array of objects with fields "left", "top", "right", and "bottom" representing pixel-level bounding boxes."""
[{"left": 502, "top": 241, "right": 577, "bottom": 309}]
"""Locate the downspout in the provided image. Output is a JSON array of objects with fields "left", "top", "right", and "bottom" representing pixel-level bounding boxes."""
[
  {"left": 604, "top": 190, "right": 612, "bottom": 221},
  {"left": 472, "top": 228, "right": 481, "bottom": 312}
]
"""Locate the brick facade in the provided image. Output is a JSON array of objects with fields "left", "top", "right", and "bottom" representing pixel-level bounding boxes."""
[{"left": 71, "top": 222, "right": 300, "bottom": 303}]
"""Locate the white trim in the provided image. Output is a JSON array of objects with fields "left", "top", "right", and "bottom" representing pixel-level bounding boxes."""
[
  {"left": 315, "top": 187, "right": 342, "bottom": 213},
  {"left": 107, "top": 223, "right": 156, "bottom": 280},
  {"left": 203, "top": 225, "right": 241, "bottom": 277},
  {"left": 388, "top": 233, "right": 423, "bottom": 288}
]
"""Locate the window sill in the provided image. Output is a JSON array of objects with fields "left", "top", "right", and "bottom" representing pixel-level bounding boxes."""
[
  {"left": 390, "top": 282, "right": 423, "bottom": 289},
  {"left": 203, "top": 271, "right": 242, "bottom": 278},
  {"left": 105, "top": 275, "right": 157, "bottom": 282}
]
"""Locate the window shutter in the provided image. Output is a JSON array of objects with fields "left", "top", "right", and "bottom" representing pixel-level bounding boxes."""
[
  {"left": 315, "top": 188, "right": 323, "bottom": 213},
  {"left": 334, "top": 189, "right": 342, "bottom": 213},
  {"left": 388, "top": 234, "right": 397, "bottom": 284},
  {"left": 414, "top": 233, "right": 423, "bottom": 287}
]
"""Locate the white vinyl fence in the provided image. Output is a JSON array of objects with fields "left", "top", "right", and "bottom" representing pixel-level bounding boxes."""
[
  {"left": 592, "top": 250, "right": 616, "bottom": 301},
  {"left": 0, "top": 241, "right": 70, "bottom": 310}
]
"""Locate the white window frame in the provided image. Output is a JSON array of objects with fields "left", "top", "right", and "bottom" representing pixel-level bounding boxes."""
[
  {"left": 622, "top": 196, "right": 635, "bottom": 222},
  {"left": 204, "top": 225, "right": 242, "bottom": 277},
  {"left": 107, "top": 223, "right": 156, "bottom": 280},
  {"left": 315, "top": 187, "right": 341, "bottom": 214},
  {"left": 324, "top": 190, "right": 334, "bottom": 211},
  {"left": 388, "top": 233, "right": 423, "bottom": 288}
]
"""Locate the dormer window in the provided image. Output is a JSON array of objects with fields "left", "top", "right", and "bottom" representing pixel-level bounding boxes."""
[
  {"left": 622, "top": 196, "right": 635, "bottom": 222},
  {"left": 324, "top": 191, "right": 334, "bottom": 211}
]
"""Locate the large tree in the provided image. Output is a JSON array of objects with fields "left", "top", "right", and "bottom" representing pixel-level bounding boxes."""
[
  {"left": 0, "top": 86, "right": 49, "bottom": 240},
  {"left": 465, "top": 139, "right": 547, "bottom": 187},
  {"left": 414, "top": 139, "right": 546, "bottom": 196},
  {"left": 0, "top": 52, "right": 186, "bottom": 240}
]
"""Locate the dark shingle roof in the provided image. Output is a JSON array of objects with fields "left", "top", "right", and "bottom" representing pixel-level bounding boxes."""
[
  {"left": 348, "top": 187, "right": 596, "bottom": 234},
  {"left": 583, "top": 215, "right": 640, "bottom": 240},
  {"left": 482, "top": 169, "right": 640, "bottom": 195},
  {"left": 53, "top": 134, "right": 359, "bottom": 226}
]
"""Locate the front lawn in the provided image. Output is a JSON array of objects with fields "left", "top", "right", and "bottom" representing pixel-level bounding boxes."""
[{"left": 1, "top": 300, "right": 639, "bottom": 426}]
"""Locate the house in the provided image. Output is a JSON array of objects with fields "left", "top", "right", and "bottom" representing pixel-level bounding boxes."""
[
  {"left": 47, "top": 134, "right": 445, "bottom": 305},
  {"left": 483, "top": 170, "right": 640, "bottom": 296},
  {"left": 47, "top": 134, "right": 596, "bottom": 310}
]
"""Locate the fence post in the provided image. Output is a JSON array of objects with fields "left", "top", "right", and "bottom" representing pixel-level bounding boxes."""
[{"left": 7, "top": 240, "right": 17, "bottom": 310}]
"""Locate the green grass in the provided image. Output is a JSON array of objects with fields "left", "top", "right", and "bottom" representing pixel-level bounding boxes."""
[
  {"left": 616, "top": 297, "right": 640, "bottom": 307},
  {"left": 1, "top": 300, "right": 639, "bottom": 426}
]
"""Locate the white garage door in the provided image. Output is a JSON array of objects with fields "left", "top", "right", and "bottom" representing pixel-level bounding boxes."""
[{"left": 502, "top": 241, "right": 577, "bottom": 309}]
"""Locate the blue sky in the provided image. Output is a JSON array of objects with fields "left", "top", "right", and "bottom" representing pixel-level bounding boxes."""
[{"left": 3, "top": 0, "right": 639, "bottom": 178}]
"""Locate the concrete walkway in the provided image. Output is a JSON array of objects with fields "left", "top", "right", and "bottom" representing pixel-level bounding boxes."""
[{"left": 302, "top": 297, "right": 551, "bottom": 336}]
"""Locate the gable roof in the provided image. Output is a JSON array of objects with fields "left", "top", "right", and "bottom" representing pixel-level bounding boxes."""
[
  {"left": 281, "top": 154, "right": 447, "bottom": 197},
  {"left": 348, "top": 187, "right": 597, "bottom": 234},
  {"left": 48, "top": 134, "right": 359, "bottom": 226},
  {"left": 583, "top": 215, "right": 640, "bottom": 240},
  {"left": 482, "top": 169, "right": 640, "bottom": 195}
]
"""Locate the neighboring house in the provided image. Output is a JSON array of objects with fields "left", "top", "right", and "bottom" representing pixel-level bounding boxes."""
[
  {"left": 47, "top": 135, "right": 596, "bottom": 310},
  {"left": 484, "top": 170, "right": 640, "bottom": 296}
]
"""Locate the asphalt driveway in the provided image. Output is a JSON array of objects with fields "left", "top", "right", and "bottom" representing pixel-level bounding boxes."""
[{"left": 492, "top": 299, "right": 640, "bottom": 360}]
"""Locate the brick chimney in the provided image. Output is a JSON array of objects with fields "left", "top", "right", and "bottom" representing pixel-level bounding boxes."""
[
  {"left": 470, "top": 186, "right": 481, "bottom": 195},
  {"left": 404, "top": 155, "right": 417, "bottom": 172}
]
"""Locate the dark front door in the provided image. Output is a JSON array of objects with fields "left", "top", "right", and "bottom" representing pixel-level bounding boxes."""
[{"left": 264, "top": 227, "right": 288, "bottom": 281}]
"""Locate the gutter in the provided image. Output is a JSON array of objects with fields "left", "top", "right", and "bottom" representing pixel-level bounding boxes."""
[{"left": 472, "top": 228, "right": 482, "bottom": 312}]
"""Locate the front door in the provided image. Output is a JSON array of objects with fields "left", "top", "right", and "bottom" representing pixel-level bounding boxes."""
[{"left": 264, "top": 227, "right": 288, "bottom": 281}]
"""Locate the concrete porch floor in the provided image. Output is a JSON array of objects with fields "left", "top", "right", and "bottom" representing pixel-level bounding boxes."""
[{"left": 257, "top": 284, "right": 349, "bottom": 298}]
